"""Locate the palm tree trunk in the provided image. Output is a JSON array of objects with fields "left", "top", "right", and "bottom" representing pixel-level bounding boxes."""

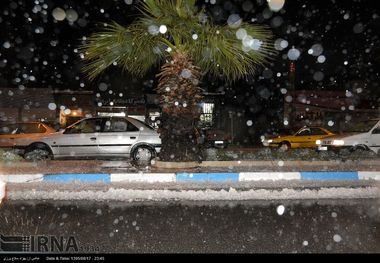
[
  {"left": 158, "top": 112, "right": 201, "bottom": 162},
  {"left": 155, "top": 52, "right": 203, "bottom": 162}
]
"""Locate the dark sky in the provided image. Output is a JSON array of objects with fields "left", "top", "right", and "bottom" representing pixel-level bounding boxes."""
[{"left": 0, "top": 0, "right": 379, "bottom": 109}]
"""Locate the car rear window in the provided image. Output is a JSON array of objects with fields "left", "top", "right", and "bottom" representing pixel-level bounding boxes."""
[{"left": 130, "top": 118, "right": 155, "bottom": 131}]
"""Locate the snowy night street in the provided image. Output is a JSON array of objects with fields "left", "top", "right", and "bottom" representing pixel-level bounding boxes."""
[
  {"left": 1, "top": 199, "right": 380, "bottom": 253},
  {"left": 1, "top": 175, "right": 379, "bottom": 253}
]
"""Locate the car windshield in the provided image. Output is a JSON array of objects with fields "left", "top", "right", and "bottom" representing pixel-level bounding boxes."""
[
  {"left": 296, "top": 129, "right": 310, "bottom": 136},
  {"left": 130, "top": 118, "right": 155, "bottom": 131}
]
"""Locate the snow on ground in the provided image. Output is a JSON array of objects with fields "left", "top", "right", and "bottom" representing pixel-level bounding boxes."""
[{"left": 7, "top": 186, "right": 380, "bottom": 202}]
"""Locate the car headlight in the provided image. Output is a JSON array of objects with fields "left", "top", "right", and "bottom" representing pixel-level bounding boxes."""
[
  {"left": 267, "top": 139, "right": 273, "bottom": 143},
  {"left": 332, "top": 140, "right": 345, "bottom": 146},
  {"left": 316, "top": 140, "right": 321, "bottom": 145}
]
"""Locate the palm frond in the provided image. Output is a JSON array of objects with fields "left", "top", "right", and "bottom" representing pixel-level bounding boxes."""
[
  {"left": 140, "top": 0, "right": 197, "bottom": 21},
  {"left": 79, "top": 22, "right": 164, "bottom": 79},
  {"left": 80, "top": 0, "right": 275, "bottom": 82},
  {"left": 139, "top": 0, "right": 165, "bottom": 18},
  {"left": 79, "top": 22, "right": 128, "bottom": 79},
  {"left": 189, "top": 22, "right": 275, "bottom": 81},
  {"left": 119, "top": 21, "right": 166, "bottom": 76},
  {"left": 175, "top": 0, "right": 198, "bottom": 18}
]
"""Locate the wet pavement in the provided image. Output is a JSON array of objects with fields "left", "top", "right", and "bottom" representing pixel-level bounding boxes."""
[{"left": 0, "top": 199, "right": 379, "bottom": 253}]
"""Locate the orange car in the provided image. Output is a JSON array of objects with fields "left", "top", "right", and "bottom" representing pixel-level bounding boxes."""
[
  {"left": 262, "top": 127, "right": 335, "bottom": 151},
  {"left": 0, "top": 122, "right": 56, "bottom": 149}
]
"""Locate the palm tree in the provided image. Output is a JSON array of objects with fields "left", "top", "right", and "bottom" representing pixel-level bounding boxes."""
[{"left": 79, "top": 0, "right": 274, "bottom": 162}]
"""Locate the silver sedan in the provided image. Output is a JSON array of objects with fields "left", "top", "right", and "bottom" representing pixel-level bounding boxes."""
[{"left": 19, "top": 117, "right": 161, "bottom": 162}]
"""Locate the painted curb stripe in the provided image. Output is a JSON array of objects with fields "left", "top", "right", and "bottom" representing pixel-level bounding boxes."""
[
  {"left": 110, "top": 173, "right": 176, "bottom": 183},
  {"left": 176, "top": 173, "right": 239, "bottom": 182},
  {"left": 4, "top": 171, "right": 380, "bottom": 183},
  {"left": 358, "top": 172, "right": 380, "bottom": 180},
  {"left": 300, "top": 172, "right": 358, "bottom": 181},
  {"left": 0, "top": 174, "right": 44, "bottom": 183},
  {"left": 239, "top": 172, "right": 301, "bottom": 181},
  {"left": 0, "top": 181, "right": 5, "bottom": 204},
  {"left": 43, "top": 174, "right": 111, "bottom": 183}
]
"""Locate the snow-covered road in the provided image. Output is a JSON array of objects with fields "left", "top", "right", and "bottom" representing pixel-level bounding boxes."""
[{"left": 4, "top": 181, "right": 380, "bottom": 202}]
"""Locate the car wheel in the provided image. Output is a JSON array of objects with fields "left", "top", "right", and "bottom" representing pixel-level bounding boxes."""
[
  {"left": 24, "top": 148, "right": 52, "bottom": 161},
  {"left": 131, "top": 145, "right": 155, "bottom": 164},
  {"left": 278, "top": 142, "right": 291, "bottom": 152},
  {"left": 351, "top": 145, "right": 368, "bottom": 155}
]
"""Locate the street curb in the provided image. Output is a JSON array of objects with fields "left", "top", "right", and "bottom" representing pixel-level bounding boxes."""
[
  {"left": 1, "top": 171, "right": 380, "bottom": 184},
  {"left": 154, "top": 160, "right": 380, "bottom": 168}
]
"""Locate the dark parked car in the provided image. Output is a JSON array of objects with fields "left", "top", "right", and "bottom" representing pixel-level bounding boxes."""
[{"left": 195, "top": 128, "right": 231, "bottom": 149}]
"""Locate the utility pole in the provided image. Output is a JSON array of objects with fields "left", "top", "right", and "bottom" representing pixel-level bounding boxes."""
[
  {"left": 288, "top": 60, "right": 296, "bottom": 127},
  {"left": 285, "top": 46, "right": 300, "bottom": 128},
  {"left": 289, "top": 61, "right": 296, "bottom": 90}
]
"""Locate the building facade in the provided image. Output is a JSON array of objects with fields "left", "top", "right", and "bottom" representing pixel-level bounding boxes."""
[{"left": 284, "top": 90, "right": 379, "bottom": 132}]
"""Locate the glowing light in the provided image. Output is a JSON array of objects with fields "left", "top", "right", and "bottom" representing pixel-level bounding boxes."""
[
  {"left": 267, "top": 0, "right": 285, "bottom": 12},
  {"left": 277, "top": 205, "right": 285, "bottom": 215},
  {"left": 287, "top": 47, "right": 300, "bottom": 60},
  {"left": 52, "top": 7, "right": 66, "bottom": 21},
  {"left": 159, "top": 25, "right": 167, "bottom": 34}
]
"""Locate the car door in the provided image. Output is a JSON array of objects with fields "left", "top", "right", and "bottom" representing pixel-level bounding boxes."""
[
  {"left": 56, "top": 118, "right": 103, "bottom": 157},
  {"left": 307, "top": 128, "right": 329, "bottom": 148},
  {"left": 97, "top": 117, "right": 140, "bottom": 157},
  {"left": 292, "top": 128, "right": 312, "bottom": 148},
  {"left": 369, "top": 123, "right": 380, "bottom": 152}
]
